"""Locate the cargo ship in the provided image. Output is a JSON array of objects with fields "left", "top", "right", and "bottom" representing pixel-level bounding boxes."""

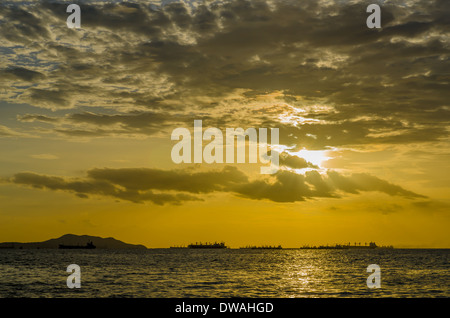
[
  {"left": 300, "top": 242, "right": 394, "bottom": 249},
  {"left": 187, "top": 242, "right": 227, "bottom": 249},
  {"left": 58, "top": 241, "right": 96, "bottom": 249},
  {"left": 240, "top": 245, "right": 282, "bottom": 249}
]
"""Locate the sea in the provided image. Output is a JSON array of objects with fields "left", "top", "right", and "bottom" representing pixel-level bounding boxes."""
[{"left": 0, "top": 248, "right": 448, "bottom": 298}]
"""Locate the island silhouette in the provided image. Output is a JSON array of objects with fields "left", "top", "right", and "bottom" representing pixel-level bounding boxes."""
[{"left": 0, "top": 234, "right": 147, "bottom": 249}]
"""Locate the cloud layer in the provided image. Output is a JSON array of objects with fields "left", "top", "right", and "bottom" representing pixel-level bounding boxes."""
[
  {"left": 6, "top": 166, "right": 425, "bottom": 205},
  {"left": 0, "top": 0, "right": 448, "bottom": 149}
]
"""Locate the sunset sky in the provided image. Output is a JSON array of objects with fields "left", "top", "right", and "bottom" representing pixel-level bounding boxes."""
[{"left": 0, "top": 0, "right": 448, "bottom": 248}]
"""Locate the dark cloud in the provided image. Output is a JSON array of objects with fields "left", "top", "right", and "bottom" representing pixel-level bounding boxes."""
[
  {"left": 7, "top": 166, "right": 247, "bottom": 205},
  {"left": 16, "top": 110, "right": 228, "bottom": 137},
  {"left": 0, "top": 5, "right": 50, "bottom": 43},
  {"left": 26, "top": 88, "right": 71, "bottom": 109},
  {"left": 6, "top": 166, "right": 425, "bottom": 205},
  {"left": 327, "top": 171, "right": 426, "bottom": 199},
  {"left": 233, "top": 171, "right": 311, "bottom": 202},
  {"left": 1, "top": 67, "right": 45, "bottom": 82},
  {"left": 54, "top": 128, "right": 111, "bottom": 137},
  {"left": 65, "top": 111, "right": 196, "bottom": 135},
  {"left": 17, "top": 114, "right": 59, "bottom": 123},
  {"left": 41, "top": 1, "right": 165, "bottom": 37},
  {"left": 7, "top": 171, "right": 201, "bottom": 205},
  {"left": 233, "top": 169, "right": 425, "bottom": 202},
  {"left": 86, "top": 165, "right": 248, "bottom": 194},
  {"left": 411, "top": 200, "right": 449, "bottom": 213}
]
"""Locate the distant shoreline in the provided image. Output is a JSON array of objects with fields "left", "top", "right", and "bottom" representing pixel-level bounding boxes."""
[
  {"left": 2, "top": 246, "right": 448, "bottom": 250},
  {"left": 0, "top": 234, "right": 448, "bottom": 250}
]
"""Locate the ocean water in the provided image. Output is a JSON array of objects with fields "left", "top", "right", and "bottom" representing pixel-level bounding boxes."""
[{"left": 0, "top": 249, "right": 448, "bottom": 298}]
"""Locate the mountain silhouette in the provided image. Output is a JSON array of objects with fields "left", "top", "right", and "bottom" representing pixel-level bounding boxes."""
[{"left": 0, "top": 234, "right": 147, "bottom": 249}]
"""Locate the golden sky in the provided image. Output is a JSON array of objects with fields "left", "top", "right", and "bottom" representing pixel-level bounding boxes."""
[{"left": 0, "top": 0, "right": 449, "bottom": 248}]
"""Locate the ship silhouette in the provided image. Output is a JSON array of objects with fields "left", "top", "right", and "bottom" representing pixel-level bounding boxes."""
[
  {"left": 187, "top": 242, "right": 227, "bottom": 249},
  {"left": 300, "top": 242, "right": 394, "bottom": 249},
  {"left": 58, "top": 241, "right": 96, "bottom": 249},
  {"left": 240, "top": 245, "right": 282, "bottom": 249}
]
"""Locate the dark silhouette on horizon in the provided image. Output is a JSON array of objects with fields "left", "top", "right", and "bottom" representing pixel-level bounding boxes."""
[
  {"left": 239, "top": 245, "right": 282, "bottom": 249},
  {"left": 300, "top": 242, "right": 394, "bottom": 249},
  {"left": 0, "top": 234, "right": 147, "bottom": 249},
  {"left": 58, "top": 240, "right": 96, "bottom": 249},
  {"left": 188, "top": 242, "right": 227, "bottom": 249}
]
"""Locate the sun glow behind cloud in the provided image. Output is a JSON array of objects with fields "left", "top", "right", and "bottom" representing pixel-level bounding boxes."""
[{"left": 288, "top": 149, "right": 331, "bottom": 168}]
